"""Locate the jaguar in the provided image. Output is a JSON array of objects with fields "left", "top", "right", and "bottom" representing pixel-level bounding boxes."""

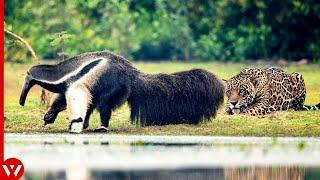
[{"left": 225, "top": 67, "right": 320, "bottom": 116}]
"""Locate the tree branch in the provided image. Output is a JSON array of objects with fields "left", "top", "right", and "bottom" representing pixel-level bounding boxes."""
[
  {"left": 5, "top": 28, "right": 51, "bottom": 106},
  {"left": 5, "top": 28, "right": 38, "bottom": 61}
]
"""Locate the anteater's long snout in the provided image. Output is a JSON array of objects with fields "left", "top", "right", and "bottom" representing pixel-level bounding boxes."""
[{"left": 19, "top": 74, "right": 35, "bottom": 106}]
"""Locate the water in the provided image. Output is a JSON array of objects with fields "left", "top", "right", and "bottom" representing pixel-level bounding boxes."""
[
  {"left": 23, "top": 167, "right": 320, "bottom": 180},
  {"left": 5, "top": 134, "right": 320, "bottom": 180}
]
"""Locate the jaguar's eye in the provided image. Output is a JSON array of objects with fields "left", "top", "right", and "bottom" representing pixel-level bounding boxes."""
[
  {"left": 225, "top": 89, "right": 231, "bottom": 96},
  {"left": 239, "top": 89, "right": 246, "bottom": 97}
]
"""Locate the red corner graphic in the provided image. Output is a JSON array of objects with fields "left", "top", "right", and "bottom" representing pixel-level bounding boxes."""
[{"left": 0, "top": 158, "right": 24, "bottom": 180}]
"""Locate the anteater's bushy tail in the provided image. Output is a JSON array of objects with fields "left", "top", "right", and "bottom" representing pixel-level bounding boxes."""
[{"left": 128, "top": 69, "right": 225, "bottom": 126}]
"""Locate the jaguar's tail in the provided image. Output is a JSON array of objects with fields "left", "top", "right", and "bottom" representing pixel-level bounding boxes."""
[{"left": 301, "top": 103, "right": 320, "bottom": 110}]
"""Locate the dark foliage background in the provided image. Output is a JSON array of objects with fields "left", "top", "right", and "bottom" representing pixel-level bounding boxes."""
[{"left": 4, "top": 0, "right": 320, "bottom": 62}]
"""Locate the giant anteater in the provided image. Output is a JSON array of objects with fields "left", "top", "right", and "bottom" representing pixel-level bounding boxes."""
[{"left": 19, "top": 51, "right": 224, "bottom": 133}]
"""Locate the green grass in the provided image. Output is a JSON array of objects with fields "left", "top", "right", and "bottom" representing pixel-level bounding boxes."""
[{"left": 4, "top": 62, "right": 320, "bottom": 136}]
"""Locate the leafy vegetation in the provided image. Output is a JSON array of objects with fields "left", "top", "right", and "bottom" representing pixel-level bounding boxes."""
[
  {"left": 5, "top": 0, "right": 320, "bottom": 62},
  {"left": 4, "top": 62, "right": 320, "bottom": 136}
]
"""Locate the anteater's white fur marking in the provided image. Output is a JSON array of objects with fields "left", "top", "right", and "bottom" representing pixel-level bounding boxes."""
[
  {"left": 66, "top": 87, "right": 88, "bottom": 133},
  {"left": 33, "top": 58, "right": 105, "bottom": 85},
  {"left": 66, "top": 59, "right": 109, "bottom": 133}
]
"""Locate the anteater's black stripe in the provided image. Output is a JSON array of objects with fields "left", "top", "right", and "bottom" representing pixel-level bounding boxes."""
[
  {"left": 65, "top": 59, "right": 103, "bottom": 84},
  {"left": 34, "top": 59, "right": 103, "bottom": 93}
]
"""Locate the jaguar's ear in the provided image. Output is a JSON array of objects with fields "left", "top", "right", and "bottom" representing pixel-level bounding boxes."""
[
  {"left": 221, "top": 79, "right": 228, "bottom": 88},
  {"left": 251, "top": 78, "right": 259, "bottom": 87}
]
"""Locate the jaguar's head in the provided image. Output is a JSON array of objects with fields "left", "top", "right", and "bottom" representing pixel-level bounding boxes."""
[{"left": 225, "top": 76, "right": 256, "bottom": 115}]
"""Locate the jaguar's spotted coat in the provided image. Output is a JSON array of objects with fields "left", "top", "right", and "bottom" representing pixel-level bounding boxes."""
[{"left": 225, "top": 67, "right": 320, "bottom": 116}]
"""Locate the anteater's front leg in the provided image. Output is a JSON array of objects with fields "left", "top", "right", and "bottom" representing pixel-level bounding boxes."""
[
  {"left": 66, "top": 85, "right": 91, "bottom": 133},
  {"left": 44, "top": 93, "right": 66, "bottom": 125}
]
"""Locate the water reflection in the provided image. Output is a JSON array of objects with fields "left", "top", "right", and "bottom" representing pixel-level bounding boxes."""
[
  {"left": 23, "top": 166, "right": 320, "bottom": 180},
  {"left": 6, "top": 135, "right": 320, "bottom": 180},
  {"left": 226, "top": 167, "right": 305, "bottom": 180}
]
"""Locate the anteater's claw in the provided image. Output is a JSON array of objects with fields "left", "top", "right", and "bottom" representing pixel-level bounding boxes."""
[{"left": 93, "top": 126, "right": 108, "bottom": 133}]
